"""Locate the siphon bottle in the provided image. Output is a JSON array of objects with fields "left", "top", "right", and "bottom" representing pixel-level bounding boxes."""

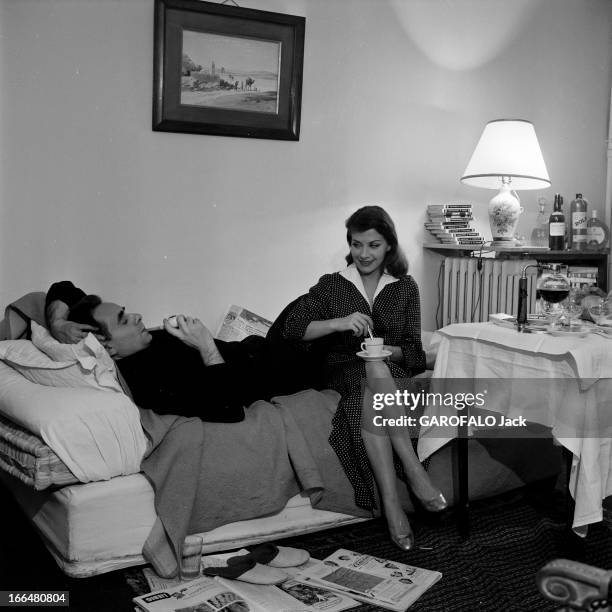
[
  {"left": 568, "top": 193, "right": 588, "bottom": 251},
  {"left": 548, "top": 193, "right": 565, "bottom": 250}
]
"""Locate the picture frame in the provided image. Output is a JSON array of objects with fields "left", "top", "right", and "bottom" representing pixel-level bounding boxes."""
[{"left": 153, "top": 0, "right": 305, "bottom": 140}]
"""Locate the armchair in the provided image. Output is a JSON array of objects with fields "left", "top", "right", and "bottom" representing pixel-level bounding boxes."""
[{"left": 537, "top": 559, "right": 612, "bottom": 611}]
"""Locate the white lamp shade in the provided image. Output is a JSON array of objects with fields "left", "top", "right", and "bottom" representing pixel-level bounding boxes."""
[{"left": 461, "top": 119, "right": 551, "bottom": 190}]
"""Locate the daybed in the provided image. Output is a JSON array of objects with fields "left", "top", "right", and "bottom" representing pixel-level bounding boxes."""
[{"left": 0, "top": 298, "right": 562, "bottom": 578}]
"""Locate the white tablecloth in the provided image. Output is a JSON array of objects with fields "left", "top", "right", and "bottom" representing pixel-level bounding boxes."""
[{"left": 417, "top": 322, "right": 612, "bottom": 532}]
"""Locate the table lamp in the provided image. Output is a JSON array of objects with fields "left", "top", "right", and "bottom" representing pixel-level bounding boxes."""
[{"left": 461, "top": 119, "right": 551, "bottom": 243}]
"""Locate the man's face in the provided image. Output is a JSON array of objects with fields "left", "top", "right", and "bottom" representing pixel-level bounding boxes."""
[{"left": 93, "top": 302, "right": 152, "bottom": 358}]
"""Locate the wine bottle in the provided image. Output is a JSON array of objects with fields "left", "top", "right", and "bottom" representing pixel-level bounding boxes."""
[
  {"left": 569, "top": 193, "right": 588, "bottom": 251},
  {"left": 548, "top": 194, "right": 565, "bottom": 250}
]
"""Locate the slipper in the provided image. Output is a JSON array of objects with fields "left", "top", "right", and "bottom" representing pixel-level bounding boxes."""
[
  {"left": 202, "top": 556, "right": 289, "bottom": 585},
  {"left": 228, "top": 543, "right": 310, "bottom": 568}
]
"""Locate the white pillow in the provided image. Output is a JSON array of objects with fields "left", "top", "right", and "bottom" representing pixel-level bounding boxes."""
[
  {"left": 0, "top": 322, "right": 147, "bottom": 482},
  {"left": 0, "top": 360, "right": 147, "bottom": 483},
  {"left": 0, "top": 322, "right": 123, "bottom": 393}
]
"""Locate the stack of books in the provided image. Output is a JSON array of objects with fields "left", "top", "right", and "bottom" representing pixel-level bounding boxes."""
[
  {"left": 425, "top": 203, "right": 485, "bottom": 246},
  {"left": 567, "top": 266, "right": 598, "bottom": 289}
]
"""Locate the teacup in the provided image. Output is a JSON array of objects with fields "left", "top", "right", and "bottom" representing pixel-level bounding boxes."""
[{"left": 361, "top": 337, "right": 384, "bottom": 356}]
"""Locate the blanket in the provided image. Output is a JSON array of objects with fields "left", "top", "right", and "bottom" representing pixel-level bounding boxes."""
[
  {"left": 3, "top": 292, "right": 369, "bottom": 578},
  {"left": 140, "top": 389, "right": 370, "bottom": 578}
]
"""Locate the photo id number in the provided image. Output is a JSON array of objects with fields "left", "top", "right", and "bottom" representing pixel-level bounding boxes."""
[{"left": 0, "top": 592, "right": 69, "bottom": 607}]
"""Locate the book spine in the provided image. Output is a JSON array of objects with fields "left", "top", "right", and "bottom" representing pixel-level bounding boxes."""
[
  {"left": 427, "top": 212, "right": 473, "bottom": 218},
  {"left": 427, "top": 204, "right": 473, "bottom": 209}
]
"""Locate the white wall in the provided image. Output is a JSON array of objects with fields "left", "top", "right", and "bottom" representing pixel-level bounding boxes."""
[{"left": 1, "top": 0, "right": 611, "bottom": 332}]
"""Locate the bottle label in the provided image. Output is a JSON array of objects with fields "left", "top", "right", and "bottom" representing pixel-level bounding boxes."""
[
  {"left": 572, "top": 211, "right": 587, "bottom": 243},
  {"left": 572, "top": 212, "right": 588, "bottom": 229},
  {"left": 549, "top": 222, "right": 565, "bottom": 236}
]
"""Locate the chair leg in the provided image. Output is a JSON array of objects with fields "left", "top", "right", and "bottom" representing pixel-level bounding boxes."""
[{"left": 455, "top": 435, "right": 470, "bottom": 539}]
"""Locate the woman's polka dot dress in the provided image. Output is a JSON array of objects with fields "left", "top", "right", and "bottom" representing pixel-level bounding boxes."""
[{"left": 284, "top": 271, "right": 426, "bottom": 511}]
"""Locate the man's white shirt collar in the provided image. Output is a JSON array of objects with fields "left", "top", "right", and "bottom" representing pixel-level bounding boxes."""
[{"left": 339, "top": 263, "right": 398, "bottom": 308}]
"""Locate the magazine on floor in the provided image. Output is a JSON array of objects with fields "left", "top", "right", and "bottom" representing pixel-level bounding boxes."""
[
  {"left": 133, "top": 573, "right": 358, "bottom": 612},
  {"left": 294, "top": 548, "right": 442, "bottom": 611},
  {"left": 216, "top": 304, "right": 273, "bottom": 341},
  {"left": 142, "top": 567, "right": 180, "bottom": 592},
  {"left": 215, "top": 574, "right": 358, "bottom": 612},
  {"left": 133, "top": 576, "right": 249, "bottom": 612},
  {"left": 205, "top": 553, "right": 358, "bottom": 612}
]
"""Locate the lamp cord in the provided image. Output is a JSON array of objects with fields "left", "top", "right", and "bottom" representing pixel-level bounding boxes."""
[
  {"left": 470, "top": 241, "right": 493, "bottom": 322},
  {"left": 436, "top": 259, "right": 444, "bottom": 329}
]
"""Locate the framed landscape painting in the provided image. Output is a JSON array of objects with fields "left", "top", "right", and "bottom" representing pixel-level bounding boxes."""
[{"left": 153, "top": 0, "right": 305, "bottom": 140}]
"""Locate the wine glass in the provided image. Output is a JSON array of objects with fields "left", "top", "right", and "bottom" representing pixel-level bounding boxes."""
[
  {"left": 563, "top": 289, "right": 584, "bottom": 330},
  {"left": 539, "top": 298, "right": 566, "bottom": 329},
  {"left": 537, "top": 265, "right": 570, "bottom": 329},
  {"left": 588, "top": 299, "right": 612, "bottom": 328}
]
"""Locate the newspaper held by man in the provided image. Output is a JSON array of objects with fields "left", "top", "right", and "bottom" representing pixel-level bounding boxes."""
[
  {"left": 216, "top": 304, "right": 273, "bottom": 342},
  {"left": 294, "top": 549, "right": 442, "bottom": 611}
]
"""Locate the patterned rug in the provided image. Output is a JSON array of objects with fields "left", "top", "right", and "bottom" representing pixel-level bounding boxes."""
[
  {"left": 125, "top": 487, "right": 612, "bottom": 612},
  {"left": 277, "top": 489, "right": 612, "bottom": 611}
]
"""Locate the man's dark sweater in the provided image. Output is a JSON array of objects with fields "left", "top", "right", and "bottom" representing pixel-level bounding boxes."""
[{"left": 45, "top": 282, "right": 322, "bottom": 423}]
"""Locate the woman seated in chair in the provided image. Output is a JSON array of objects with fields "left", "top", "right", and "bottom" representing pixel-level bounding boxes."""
[{"left": 283, "top": 205, "right": 446, "bottom": 551}]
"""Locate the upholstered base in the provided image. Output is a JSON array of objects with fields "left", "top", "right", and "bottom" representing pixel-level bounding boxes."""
[
  {"left": 2, "top": 434, "right": 561, "bottom": 578},
  {"left": 0, "top": 469, "right": 366, "bottom": 578}
]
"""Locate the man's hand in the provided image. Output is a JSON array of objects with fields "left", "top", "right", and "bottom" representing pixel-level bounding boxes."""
[
  {"left": 50, "top": 318, "right": 98, "bottom": 344},
  {"left": 163, "top": 315, "right": 224, "bottom": 365}
]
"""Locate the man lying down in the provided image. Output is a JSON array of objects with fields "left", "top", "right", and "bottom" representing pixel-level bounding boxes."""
[
  {"left": 44, "top": 281, "right": 332, "bottom": 580},
  {"left": 45, "top": 281, "right": 322, "bottom": 422}
]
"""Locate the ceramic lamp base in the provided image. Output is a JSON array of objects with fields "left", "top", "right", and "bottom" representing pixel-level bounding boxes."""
[{"left": 488, "top": 183, "right": 523, "bottom": 242}]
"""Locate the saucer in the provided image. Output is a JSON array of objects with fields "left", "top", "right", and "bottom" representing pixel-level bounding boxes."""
[
  {"left": 356, "top": 349, "right": 392, "bottom": 361},
  {"left": 547, "top": 326, "right": 590, "bottom": 338}
]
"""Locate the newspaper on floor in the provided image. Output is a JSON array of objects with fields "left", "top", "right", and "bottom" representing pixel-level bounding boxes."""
[
  {"left": 142, "top": 567, "right": 180, "bottom": 592},
  {"left": 216, "top": 304, "right": 273, "bottom": 342},
  {"left": 215, "top": 574, "right": 358, "bottom": 612},
  {"left": 294, "top": 548, "right": 442, "bottom": 611},
  {"left": 133, "top": 576, "right": 249, "bottom": 612},
  {"left": 134, "top": 560, "right": 358, "bottom": 612},
  {"left": 203, "top": 553, "right": 358, "bottom": 611}
]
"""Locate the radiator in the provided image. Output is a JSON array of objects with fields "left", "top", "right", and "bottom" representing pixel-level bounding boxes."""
[{"left": 437, "top": 257, "right": 539, "bottom": 327}]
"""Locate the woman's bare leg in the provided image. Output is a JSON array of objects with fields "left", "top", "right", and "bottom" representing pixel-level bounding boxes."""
[
  {"left": 361, "top": 385, "right": 414, "bottom": 550},
  {"left": 363, "top": 361, "right": 446, "bottom": 509}
]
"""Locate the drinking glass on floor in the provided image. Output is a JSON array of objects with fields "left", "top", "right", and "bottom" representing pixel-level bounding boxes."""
[{"left": 180, "top": 535, "right": 204, "bottom": 581}]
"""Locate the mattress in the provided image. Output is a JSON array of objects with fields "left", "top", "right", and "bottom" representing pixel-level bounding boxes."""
[
  {"left": 0, "top": 414, "right": 78, "bottom": 490},
  {"left": 1, "top": 470, "right": 365, "bottom": 578}
]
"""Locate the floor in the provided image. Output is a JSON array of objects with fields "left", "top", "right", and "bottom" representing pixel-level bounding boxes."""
[
  {"left": 2, "top": 478, "right": 611, "bottom": 612},
  {"left": 0, "top": 483, "right": 137, "bottom": 611}
]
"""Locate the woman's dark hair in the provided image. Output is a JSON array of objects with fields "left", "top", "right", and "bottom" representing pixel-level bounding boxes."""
[
  {"left": 345, "top": 205, "right": 408, "bottom": 277},
  {"left": 68, "top": 294, "right": 110, "bottom": 339}
]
